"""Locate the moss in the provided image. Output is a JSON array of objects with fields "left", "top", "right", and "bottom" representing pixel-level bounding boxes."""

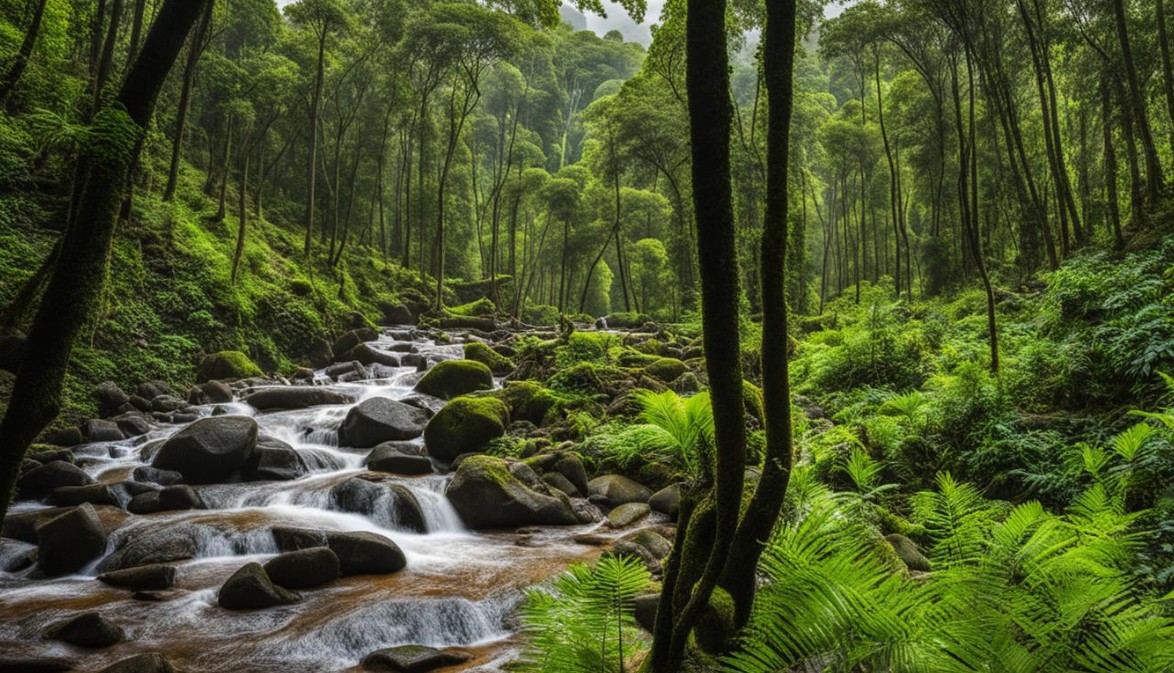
[
  {"left": 414, "top": 359, "right": 494, "bottom": 400},
  {"left": 617, "top": 349, "right": 661, "bottom": 368},
  {"left": 447, "top": 297, "right": 497, "bottom": 317},
  {"left": 742, "top": 380, "right": 764, "bottom": 424},
  {"left": 197, "top": 350, "right": 263, "bottom": 383},
  {"left": 694, "top": 587, "right": 736, "bottom": 655},
  {"left": 604, "top": 311, "right": 652, "bottom": 328},
  {"left": 546, "top": 362, "right": 633, "bottom": 398},
  {"left": 643, "top": 357, "right": 687, "bottom": 383},
  {"left": 464, "top": 341, "right": 514, "bottom": 374},
  {"left": 423, "top": 396, "right": 510, "bottom": 461},
  {"left": 495, "top": 381, "right": 564, "bottom": 425}
]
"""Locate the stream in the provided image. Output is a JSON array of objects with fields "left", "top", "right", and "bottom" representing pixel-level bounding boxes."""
[{"left": 0, "top": 328, "right": 628, "bottom": 672}]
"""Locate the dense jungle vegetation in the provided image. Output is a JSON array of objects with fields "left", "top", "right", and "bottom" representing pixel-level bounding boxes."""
[{"left": 3, "top": 0, "right": 1174, "bottom": 671}]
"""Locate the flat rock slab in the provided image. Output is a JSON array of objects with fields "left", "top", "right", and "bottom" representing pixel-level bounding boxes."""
[{"left": 361, "top": 645, "right": 471, "bottom": 672}]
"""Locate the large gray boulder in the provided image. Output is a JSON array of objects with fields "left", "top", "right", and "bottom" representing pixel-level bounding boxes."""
[
  {"left": 151, "top": 416, "right": 258, "bottom": 484},
  {"left": 95, "top": 382, "right": 130, "bottom": 418},
  {"left": 329, "top": 478, "right": 426, "bottom": 533},
  {"left": 264, "top": 547, "right": 339, "bottom": 589},
  {"left": 245, "top": 387, "right": 353, "bottom": 410},
  {"left": 36, "top": 503, "right": 106, "bottom": 576},
  {"left": 446, "top": 455, "right": 577, "bottom": 529},
  {"left": 329, "top": 531, "right": 406, "bottom": 576},
  {"left": 96, "top": 526, "right": 201, "bottom": 573},
  {"left": 99, "top": 564, "right": 177, "bottom": 591},
  {"left": 18, "top": 462, "right": 95, "bottom": 500},
  {"left": 46, "top": 613, "right": 124, "bottom": 648},
  {"left": 413, "top": 360, "right": 494, "bottom": 400},
  {"left": 340, "top": 397, "right": 429, "bottom": 448},
  {"left": 332, "top": 328, "right": 379, "bottom": 361},
  {"left": 243, "top": 439, "right": 309, "bottom": 482},
  {"left": 365, "top": 442, "right": 432, "bottom": 475},
  {"left": 588, "top": 474, "right": 653, "bottom": 506},
  {"left": 218, "top": 562, "right": 299, "bottom": 610},
  {"left": 360, "top": 645, "right": 470, "bottom": 672}
]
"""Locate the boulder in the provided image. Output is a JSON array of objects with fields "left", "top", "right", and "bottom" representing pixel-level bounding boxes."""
[
  {"left": 366, "top": 443, "right": 432, "bottom": 476},
  {"left": 18, "top": 461, "right": 96, "bottom": 501},
  {"left": 885, "top": 534, "right": 930, "bottom": 572},
  {"left": 41, "top": 426, "right": 84, "bottom": 447},
  {"left": 328, "top": 531, "right": 407, "bottom": 576},
  {"left": 95, "top": 382, "right": 130, "bottom": 418},
  {"left": 95, "top": 527, "right": 200, "bottom": 573},
  {"left": 151, "top": 416, "right": 258, "bottom": 484},
  {"left": 0, "top": 659, "right": 72, "bottom": 673},
  {"left": 649, "top": 483, "right": 682, "bottom": 520},
  {"left": 198, "top": 351, "right": 262, "bottom": 383},
  {"left": 360, "top": 645, "right": 470, "bottom": 672},
  {"left": 463, "top": 342, "right": 514, "bottom": 375},
  {"left": 150, "top": 395, "right": 187, "bottom": 413},
  {"left": 136, "top": 380, "right": 175, "bottom": 400},
  {"left": 553, "top": 454, "right": 589, "bottom": 497},
  {"left": 607, "top": 502, "right": 651, "bottom": 528},
  {"left": 112, "top": 412, "right": 152, "bottom": 437},
  {"left": 642, "top": 357, "right": 688, "bottom": 383},
  {"left": 381, "top": 304, "right": 414, "bottom": 326},
  {"left": 127, "top": 491, "right": 163, "bottom": 514},
  {"left": 271, "top": 527, "right": 329, "bottom": 552},
  {"left": 0, "top": 537, "right": 35, "bottom": 572},
  {"left": 133, "top": 466, "right": 184, "bottom": 486},
  {"left": 413, "top": 360, "right": 494, "bottom": 400},
  {"left": 49, "top": 484, "right": 113, "bottom": 507},
  {"left": 340, "top": 397, "right": 430, "bottom": 448},
  {"left": 332, "top": 328, "right": 379, "bottom": 361},
  {"left": 95, "top": 654, "right": 175, "bottom": 673},
  {"left": 325, "top": 360, "right": 365, "bottom": 381},
  {"left": 634, "top": 594, "right": 659, "bottom": 632},
  {"left": 46, "top": 613, "right": 124, "bottom": 648},
  {"left": 588, "top": 475, "right": 652, "bottom": 506},
  {"left": 346, "top": 343, "right": 400, "bottom": 367},
  {"left": 36, "top": 503, "right": 106, "bottom": 576},
  {"left": 243, "top": 441, "right": 309, "bottom": 482},
  {"left": 187, "top": 381, "right": 233, "bottom": 405},
  {"left": 422, "top": 397, "right": 509, "bottom": 461},
  {"left": 27, "top": 446, "right": 75, "bottom": 465},
  {"left": 158, "top": 485, "right": 204, "bottom": 511},
  {"left": 495, "top": 381, "right": 561, "bottom": 425},
  {"left": 245, "top": 387, "right": 353, "bottom": 410},
  {"left": 541, "top": 472, "right": 580, "bottom": 497},
  {"left": 263, "top": 547, "right": 340, "bottom": 589},
  {"left": 82, "top": 419, "right": 125, "bottom": 442},
  {"left": 329, "top": 478, "right": 426, "bottom": 533},
  {"left": 218, "top": 562, "right": 299, "bottom": 610},
  {"left": 99, "top": 564, "right": 177, "bottom": 591},
  {"left": 446, "top": 455, "right": 577, "bottom": 529}
]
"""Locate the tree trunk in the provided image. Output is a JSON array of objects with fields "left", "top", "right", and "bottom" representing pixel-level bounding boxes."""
[
  {"left": 1111, "top": 0, "right": 1164, "bottom": 204},
  {"left": 1102, "top": 72, "right": 1125, "bottom": 248},
  {"left": 0, "top": 0, "right": 50, "bottom": 107},
  {"left": 0, "top": 0, "right": 212, "bottom": 525},
  {"left": 163, "top": 0, "right": 213, "bottom": 202},
  {"left": 304, "top": 30, "right": 329, "bottom": 256},
  {"left": 1159, "top": 0, "right": 1174, "bottom": 151}
]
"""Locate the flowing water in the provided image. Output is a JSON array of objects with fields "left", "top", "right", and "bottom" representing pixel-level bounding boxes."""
[{"left": 0, "top": 329, "right": 619, "bottom": 672}]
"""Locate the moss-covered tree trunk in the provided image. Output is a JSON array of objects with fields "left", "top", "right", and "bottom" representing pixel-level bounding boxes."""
[
  {"left": 648, "top": 0, "right": 746, "bottom": 668},
  {"left": 0, "top": 0, "right": 212, "bottom": 526},
  {"left": 0, "top": 0, "right": 49, "bottom": 108}
]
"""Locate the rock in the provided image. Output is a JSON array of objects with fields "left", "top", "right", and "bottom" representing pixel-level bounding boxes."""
[
  {"left": 541, "top": 472, "right": 580, "bottom": 497},
  {"left": 37, "top": 503, "right": 107, "bottom": 576},
  {"left": 136, "top": 380, "right": 174, "bottom": 400},
  {"left": 41, "top": 426, "right": 84, "bottom": 447},
  {"left": 263, "top": 547, "right": 340, "bottom": 589},
  {"left": 95, "top": 653, "right": 175, "bottom": 673},
  {"left": 361, "top": 645, "right": 470, "bottom": 672},
  {"left": 401, "top": 353, "right": 427, "bottom": 370},
  {"left": 366, "top": 442, "right": 432, "bottom": 475},
  {"left": 0, "top": 658, "right": 73, "bottom": 673},
  {"left": 198, "top": 351, "right": 263, "bottom": 383},
  {"left": 133, "top": 466, "right": 185, "bottom": 486},
  {"left": 588, "top": 474, "right": 652, "bottom": 506},
  {"left": 496, "top": 381, "right": 561, "bottom": 425},
  {"left": 46, "top": 612, "right": 124, "bottom": 648},
  {"left": 642, "top": 357, "right": 688, "bottom": 383},
  {"left": 325, "top": 360, "right": 365, "bottom": 380},
  {"left": 422, "top": 397, "right": 510, "bottom": 462},
  {"left": 413, "top": 359, "right": 494, "bottom": 400},
  {"left": 446, "top": 455, "right": 577, "bottom": 529},
  {"left": 245, "top": 387, "right": 353, "bottom": 410},
  {"left": 218, "top": 562, "right": 299, "bottom": 610},
  {"left": 607, "top": 502, "right": 651, "bottom": 528},
  {"left": 187, "top": 380, "right": 233, "bottom": 405},
  {"left": 96, "top": 527, "right": 200, "bottom": 573},
  {"left": 340, "top": 397, "right": 430, "bottom": 448},
  {"left": 271, "top": 526, "right": 329, "bottom": 552},
  {"left": 885, "top": 534, "right": 930, "bottom": 572},
  {"left": 347, "top": 343, "right": 401, "bottom": 367},
  {"left": 328, "top": 531, "right": 407, "bottom": 576},
  {"left": 28, "top": 446, "right": 75, "bottom": 464},
  {"left": 49, "top": 484, "right": 112, "bottom": 507},
  {"left": 18, "top": 461, "right": 95, "bottom": 500},
  {"left": 112, "top": 412, "right": 152, "bottom": 437},
  {"left": 696, "top": 587, "right": 736, "bottom": 654},
  {"left": 634, "top": 594, "right": 659, "bottom": 632},
  {"left": 669, "top": 372, "right": 701, "bottom": 394},
  {"left": 553, "top": 454, "right": 589, "bottom": 496},
  {"left": 613, "top": 529, "right": 673, "bottom": 565},
  {"left": 82, "top": 419, "right": 125, "bottom": 442},
  {"left": 151, "top": 416, "right": 258, "bottom": 484},
  {"left": 381, "top": 304, "right": 414, "bottom": 326},
  {"left": 158, "top": 485, "right": 203, "bottom": 511},
  {"left": 243, "top": 441, "right": 309, "bottom": 481},
  {"left": 330, "top": 478, "right": 426, "bottom": 533},
  {"left": 99, "top": 564, "right": 177, "bottom": 591},
  {"left": 0, "top": 537, "right": 36, "bottom": 572},
  {"left": 649, "top": 483, "right": 682, "bottom": 520},
  {"left": 150, "top": 395, "right": 187, "bottom": 413},
  {"left": 332, "top": 328, "right": 379, "bottom": 361},
  {"left": 127, "top": 491, "right": 163, "bottom": 514},
  {"left": 95, "top": 382, "right": 130, "bottom": 418},
  {"left": 463, "top": 342, "right": 514, "bottom": 375},
  {"left": 127, "top": 395, "right": 153, "bottom": 412}
]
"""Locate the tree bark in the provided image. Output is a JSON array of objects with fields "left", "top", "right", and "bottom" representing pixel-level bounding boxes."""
[
  {"left": 0, "top": 0, "right": 49, "bottom": 107},
  {"left": 163, "top": 0, "right": 213, "bottom": 202},
  {"left": 1110, "top": 0, "right": 1164, "bottom": 204}
]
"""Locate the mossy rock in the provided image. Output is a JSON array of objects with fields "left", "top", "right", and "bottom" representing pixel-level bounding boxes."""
[
  {"left": 495, "top": 381, "right": 562, "bottom": 425},
  {"left": 694, "top": 587, "right": 736, "bottom": 655},
  {"left": 547, "top": 362, "right": 633, "bottom": 397},
  {"left": 445, "top": 454, "right": 576, "bottom": 529},
  {"left": 742, "top": 380, "right": 764, "bottom": 424},
  {"left": 617, "top": 349, "right": 661, "bottom": 368},
  {"left": 464, "top": 342, "right": 514, "bottom": 375},
  {"left": 414, "top": 359, "right": 494, "bottom": 400},
  {"left": 423, "top": 396, "right": 511, "bottom": 461},
  {"left": 603, "top": 312, "right": 653, "bottom": 328},
  {"left": 884, "top": 533, "right": 930, "bottom": 572},
  {"left": 197, "top": 351, "right": 263, "bottom": 383},
  {"left": 643, "top": 357, "right": 687, "bottom": 383},
  {"left": 447, "top": 297, "right": 497, "bottom": 317}
]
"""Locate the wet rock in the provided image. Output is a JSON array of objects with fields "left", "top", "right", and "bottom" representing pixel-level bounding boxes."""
[
  {"left": 346, "top": 343, "right": 400, "bottom": 367},
  {"left": 361, "top": 645, "right": 471, "bottom": 672},
  {"left": 95, "top": 381, "right": 130, "bottom": 418},
  {"left": 218, "top": 562, "right": 299, "bottom": 610},
  {"left": 381, "top": 303, "right": 414, "bottom": 326},
  {"left": 264, "top": 547, "right": 340, "bottom": 589},
  {"left": 136, "top": 380, "right": 175, "bottom": 400},
  {"left": 423, "top": 397, "right": 509, "bottom": 462},
  {"left": 649, "top": 483, "right": 682, "bottom": 520},
  {"left": 28, "top": 447, "right": 74, "bottom": 464},
  {"left": 37, "top": 503, "right": 106, "bottom": 576},
  {"left": 151, "top": 416, "right": 258, "bottom": 484},
  {"left": 18, "top": 461, "right": 95, "bottom": 500},
  {"left": 96, "top": 653, "right": 175, "bottom": 673},
  {"left": 271, "top": 527, "right": 328, "bottom": 552},
  {"left": 340, "top": 397, "right": 430, "bottom": 448},
  {"left": 128, "top": 395, "right": 153, "bottom": 412},
  {"left": 413, "top": 359, "right": 494, "bottom": 400},
  {"left": 187, "top": 380, "right": 233, "bottom": 405},
  {"left": 0, "top": 537, "right": 35, "bottom": 572},
  {"left": 446, "top": 455, "right": 577, "bottom": 529},
  {"left": 159, "top": 485, "right": 204, "bottom": 511},
  {"left": 332, "top": 328, "right": 379, "bottom": 361},
  {"left": 329, "top": 531, "right": 406, "bottom": 576},
  {"left": 0, "top": 658, "right": 73, "bottom": 673},
  {"left": 885, "top": 534, "right": 930, "bottom": 572},
  {"left": 96, "top": 527, "right": 200, "bottom": 573},
  {"left": 150, "top": 395, "right": 187, "bottom": 413},
  {"left": 41, "top": 426, "right": 84, "bottom": 447},
  {"left": 541, "top": 472, "right": 580, "bottom": 497},
  {"left": 588, "top": 475, "right": 652, "bottom": 506},
  {"left": 400, "top": 353, "right": 427, "bottom": 370},
  {"left": 112, "top": 412, "right": 152, "bottom": 437},
  {"left": 81, "top": 419, "right": 125, "bottom": 442},
  {"left": 607, "top": 502, "right": 651, "bottom": 529},
  {"left": 325, "top": 360, "right": 365, "bottom": 381},
  {"left": 46, "top": 612, "right": 124, "bottom": 648},
  {"left": 245, "top": 386, "right": 353, "bottom": 410},
  {"left": 634, "top": 594, "right": 659, "bottom": 632},
  {"left": 99, "top": 564, "right": 177, "bottom": 591},
  {"left": 463, "top": 342, "right": 514, "bottom": 375},
  {"left": 243, "top": 441, "right": 309, "bottom": 482},
  {"left": 127, "top": 491, "right": 162, "bottom": 514},
  {"left": 553, "top": 454, "right": 589, "bottom": 496},
  {"left": 133, "top": 466, "right": 184, "bottom": 486},
  {"left": 49, "top": 484, "right": 112, "bottom": 507},
  {"left": 329, "top": 478, "right": 426, "bottom": 533},
  {"left": 198, "top": 351, "right": 263, "bottom": 383},
  {"left": 366, "top": 442, "right": 432, "bottom": 475},
  {"left": 571, "top": 499, "right": 604, "bottom": 524}
]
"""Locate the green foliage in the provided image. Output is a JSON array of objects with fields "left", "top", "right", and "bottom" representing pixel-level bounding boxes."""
[{"left": 518, "top": 554, "right": 652, "bottom": 673}]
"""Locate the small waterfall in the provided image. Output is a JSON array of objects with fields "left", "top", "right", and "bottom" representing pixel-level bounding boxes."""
[{"left": 405, "top": 476, "right": 466, "bottom": 533}]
